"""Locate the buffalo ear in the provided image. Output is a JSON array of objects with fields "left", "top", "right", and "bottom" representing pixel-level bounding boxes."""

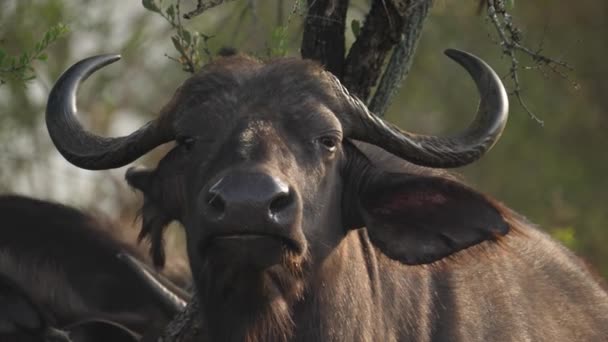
[
  {"left": 358, "top": 173, "right": 509, "bottom": 264},
  {"left": 126, "top": 166, "right": 172, "bottom": 267},
  {"left": 125, "top": 167, "right": 154, "bottom": 193}
]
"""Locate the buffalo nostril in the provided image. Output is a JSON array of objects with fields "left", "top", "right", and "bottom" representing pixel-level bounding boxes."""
[
  {"left": 269, "top": 189, "right": 294, "bottom": 216},
  {"left": 206, "top": 191, "right": 226, "bottom": 215}
]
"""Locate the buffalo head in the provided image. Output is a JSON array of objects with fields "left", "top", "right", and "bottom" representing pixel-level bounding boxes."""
[{"left": 47, "top": 49, "right": 510, "bottom": 340}]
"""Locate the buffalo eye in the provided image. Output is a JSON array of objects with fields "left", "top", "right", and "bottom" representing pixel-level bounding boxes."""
[
  {"left": 317, "top": 136, "right": 339, "bottom": 153},
  {"left": 176, "top": 136, "right": 196, "bottom": 151}
]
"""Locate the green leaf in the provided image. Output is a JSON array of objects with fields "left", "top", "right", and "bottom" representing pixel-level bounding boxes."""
[
  {"left": 269, "top": 27, "right": 287, "bottom": 57},
  {"left": 42, "top": 31, "right": 52, "bottom": 45},
  {"left": 39, "top": 23, "right": 69, "bottom": 50},
  {"left": 552, "top": 226, "right": 577, "bottom": 249},
  {"left": 0, "top": 49, "right": 6, "bottom": 65},
  {"left": 142, "top": 0, "right": 160, "bottom": 13},
  {"left": 351, "top": 19, "right": 361, "bottom": 38},
  {"left": 171, "top": 36, "right": 186, "bottom": 55},
  {"left": 36, "top": 53, "right": 48, "bottom": 61},
  {"left": 182, "top": 30, "right": 191, "bottom": 46},
  {"left": 54, "top": 23, "right": 70, "bottom": 36},
  {"left": 19, "top": 53, "right": 29, "bottom": 66},
  {"left": 166, "top": 5, "right": 175, "bottom": 22}
]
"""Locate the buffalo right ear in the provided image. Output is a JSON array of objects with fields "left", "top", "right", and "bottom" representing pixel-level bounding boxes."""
[
  {"left": 125, "top": 167, "right": 154, "bottom": 193},
  {"left": 126, "top": 166, "right": 173, "bottom": 267},
  {"left": 355, "top": 172, "right": 510, "bottom": 265}
]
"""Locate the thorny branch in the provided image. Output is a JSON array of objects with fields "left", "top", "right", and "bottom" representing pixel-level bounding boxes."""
[
  {"left": 486, "top": 0, "right": 574, "bottom": 126},
  {"left": 169, "top": 1, "right": 197, "bottom": 73}
]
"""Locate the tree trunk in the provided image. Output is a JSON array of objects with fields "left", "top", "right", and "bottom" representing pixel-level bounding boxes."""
[{"left": 301, "top": 0, "right": 349, "bottom": 77}]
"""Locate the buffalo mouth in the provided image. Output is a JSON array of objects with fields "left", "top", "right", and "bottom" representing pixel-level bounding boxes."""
[
  {"left": 213, "top": 233, "right": 302, "bottom": 251},
  {"left": 199, "top": 233, "right": 304, "bottom": 269}
]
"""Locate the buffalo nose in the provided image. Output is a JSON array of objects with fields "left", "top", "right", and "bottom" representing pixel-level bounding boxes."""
[{"left": 203, "top": 172, "right": 295, "bottom": 225}]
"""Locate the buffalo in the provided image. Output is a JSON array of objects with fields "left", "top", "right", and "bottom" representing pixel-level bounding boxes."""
[
  {"left": 1, "top": 270, "right": 139, "bottom": 342},
  {"left": 46, "top": 49, "right": 608, "bottom": 341},
  {"left": 0, "top": 195, "right": 188, "bottom": 341}
]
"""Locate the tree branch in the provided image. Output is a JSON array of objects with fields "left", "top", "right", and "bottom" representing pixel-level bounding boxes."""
[
  {"left": 485, "top": 0, "right": 574, "bottom": 126},
  {"left": 369, "top": 0, "right": 431, "bottom": 117},
  {"left": 342, "top": 0, "right": 405, "bottom": 100},
  {"left": 183, "top": 0, "right": 239, "bottom": 19}
]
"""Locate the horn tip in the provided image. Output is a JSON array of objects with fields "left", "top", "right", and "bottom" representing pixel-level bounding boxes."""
[
  {"left": 101, "top": 53, "right": 122, "bottom": 64},
  {"left": 443, "top": 48, "right": 471, "bottom": 62}
]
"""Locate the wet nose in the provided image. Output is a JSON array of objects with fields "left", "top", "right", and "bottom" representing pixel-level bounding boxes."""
[{"left": 202, "top": 172, "right": 296, "bottom": 227}]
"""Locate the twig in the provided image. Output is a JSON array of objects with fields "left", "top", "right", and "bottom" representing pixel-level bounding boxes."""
[
  {"left": 144, "top": 0, "right": 214, "bottom": 73},
  {"left": 183, "top": 0, "right": 238, "bottom": 19},
  {"left": 267, "top": 0, "right": 302, "bottom": 57},
  {"left": 486, "top": 0, "right": 575, "bottom": 126},
  {"left": 175, "top": 1, "right": 197, "bottom": 73}
]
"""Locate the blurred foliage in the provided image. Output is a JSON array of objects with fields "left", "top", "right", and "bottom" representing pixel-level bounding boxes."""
[
  {"left": 552, "top": 226, "right": 578, "bottom": 250},
  {"left": 0, "top": 23, "right": 69, "bottom": 85},
  {"left": 0, "top": 0, "right": 607, "bottom": 278}
]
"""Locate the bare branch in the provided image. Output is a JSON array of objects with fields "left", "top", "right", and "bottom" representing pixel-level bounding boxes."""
[
  {"left": 486, "top": 0, "right": 575, "bottom": 126},
  {"left": 183, "top": 0, "right": 239, "bottom": 19}
]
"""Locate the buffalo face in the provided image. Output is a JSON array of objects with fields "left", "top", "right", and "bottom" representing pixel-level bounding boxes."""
[{"left": 125, "top": 58, "right": 353, "bottom": 319}]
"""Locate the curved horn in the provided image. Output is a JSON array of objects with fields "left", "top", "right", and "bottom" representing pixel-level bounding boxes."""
[
  {"left": 46, "top": 54, "right": 174, "bottom": 170},
  {"left": 334, "top": 49, "right": 508, "bottom": 168},
  {"left": 116, "top": 253, "right": 190, "bottom": 315}
]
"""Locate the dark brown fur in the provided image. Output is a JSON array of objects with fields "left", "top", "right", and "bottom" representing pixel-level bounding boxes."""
[
  {"left": 126, "top": 55, "right": 608, "bottom": 341},
  {"left": 0, "top": 195, "right": 179, "bottom": 338}
]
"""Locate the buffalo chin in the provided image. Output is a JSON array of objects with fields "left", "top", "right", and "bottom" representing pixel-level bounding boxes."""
[
  {"left": 204, "top": 234, "right": 296, "bottom": 269},
  {"left": 194, "top": 235, "right": 308, "bottom": 342}
]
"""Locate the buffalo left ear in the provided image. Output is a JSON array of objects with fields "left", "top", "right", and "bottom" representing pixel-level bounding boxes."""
[{"left": 357, "top": 173, "right": 509, "bottom": 265}]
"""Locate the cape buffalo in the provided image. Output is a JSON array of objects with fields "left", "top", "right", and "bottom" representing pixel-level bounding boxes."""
[
  {"left": 0, "top": 268, "right": 145, "bottom": 342},
  {"left": 0, "top": 195, "right": 188, "bottom": 340},
  {"left": 45, "top": 49, "right": 608, "bottom": 341}
]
